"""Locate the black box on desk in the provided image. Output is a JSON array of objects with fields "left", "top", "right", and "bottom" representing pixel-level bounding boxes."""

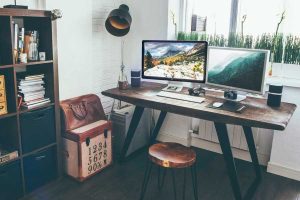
[{"left": 131, "top": 70, "right": 141, "bottom": 87}]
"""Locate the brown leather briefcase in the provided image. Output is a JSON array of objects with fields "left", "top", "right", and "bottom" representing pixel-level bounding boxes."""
[{"left": 60, "top": 94, "right": 107, "bottom": 131}]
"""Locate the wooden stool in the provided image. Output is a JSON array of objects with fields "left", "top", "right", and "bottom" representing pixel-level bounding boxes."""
[{"left": 140, "top": 142, "right": 198, "bottom": 200}]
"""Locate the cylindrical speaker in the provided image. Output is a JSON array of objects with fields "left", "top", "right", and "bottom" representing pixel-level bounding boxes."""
[
  {"left": 267, "top": 93, "right": 282, "bottom": 107},
  {"left": 267, "top": 84, "right": 283, "bottom": 107},
  {"left": 269, "top": 84, "right": 283, "bottom": 94},
  {"left": 131, "top": 70, "right": 141, "bottom": 87}
]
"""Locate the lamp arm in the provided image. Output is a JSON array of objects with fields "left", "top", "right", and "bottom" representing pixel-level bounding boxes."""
[{"left": 121, "top": 39, "right": 125, "bottom": 67}]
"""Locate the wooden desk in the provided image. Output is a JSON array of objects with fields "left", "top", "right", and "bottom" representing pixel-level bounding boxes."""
[{"left": 102, "top": 82, "right": 296, "bottom": 200}]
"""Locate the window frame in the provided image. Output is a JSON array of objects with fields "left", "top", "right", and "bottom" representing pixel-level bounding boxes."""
[
  {"left": 180, "top": 0, "right": 239, "bottom": 34},
  {"left": 179, "top": 0, "right": 300, "bottom": 83}
]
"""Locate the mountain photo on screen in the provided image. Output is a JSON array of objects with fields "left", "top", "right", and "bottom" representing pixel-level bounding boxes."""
[
  {"left": 143, "top": 42, "right": 207, "bottom": 81},
  {"left": 207, "top": 48, "right": 266, "bottom": 92}
]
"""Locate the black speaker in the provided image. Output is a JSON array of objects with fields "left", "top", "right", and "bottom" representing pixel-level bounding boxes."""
[
  {"left": 267, "top": 84, "right": 283, "bottom": 107},
  {"left": 131, "top": 70, "right": 141, "bottom": 87},
  {"left": 269, "top": 84, "right": 283, "bottom": 94}
]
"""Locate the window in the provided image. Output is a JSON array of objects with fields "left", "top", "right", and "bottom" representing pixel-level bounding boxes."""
[
  {"left": 238, "top": 0, "right": 300, "bottom": 36},
  {"left": 180, "top": 0, "right": 300, "bottom": 71},
  {"left": 189, "top": 0, "right": 231, "bottom": 36},
  {"left": 237, "top": 0, "right": 284, "bottom": 36}
]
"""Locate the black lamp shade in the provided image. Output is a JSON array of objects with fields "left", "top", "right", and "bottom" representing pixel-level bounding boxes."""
[{"left": 105, "top": 4, "right": 132, "bottom": 37}]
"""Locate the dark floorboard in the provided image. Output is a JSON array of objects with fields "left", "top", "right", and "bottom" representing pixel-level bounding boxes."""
[{"left": 21, "top": 149, "right": 300, "bottom": 200}]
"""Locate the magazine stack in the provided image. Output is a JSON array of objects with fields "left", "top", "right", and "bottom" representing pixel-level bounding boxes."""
[{"left": 18, "top": 74, "right": 50, "bottom": 109}]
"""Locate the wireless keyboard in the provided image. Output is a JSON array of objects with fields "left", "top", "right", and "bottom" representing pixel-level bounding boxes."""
[{"left": 157, "top": 91, "right": 205, "bottom": 103}]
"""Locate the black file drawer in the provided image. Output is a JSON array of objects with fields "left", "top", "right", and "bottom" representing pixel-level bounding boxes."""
[
  {"left": 20, "top": 106, "right": 56, "bottom": 154},
  {"left": 0, "top": 161, "right": 23, "bottom": 200},
  {"left": 23, "top": 146, "right": 57, "bottom": 193}
]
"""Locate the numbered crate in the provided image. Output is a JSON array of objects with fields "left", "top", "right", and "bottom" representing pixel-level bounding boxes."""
[{"left": 63, "top": 120, "right": 112, "bottom": 182}]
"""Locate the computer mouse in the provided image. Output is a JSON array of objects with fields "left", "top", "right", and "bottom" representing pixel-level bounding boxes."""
[{"left": 212, "top": 102, "right": 223, "bottom": 108}]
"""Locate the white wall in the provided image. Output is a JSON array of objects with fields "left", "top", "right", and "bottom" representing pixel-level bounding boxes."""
[
  {"left": 268, "top": 85, "right": 300, "bottom": 181},
  {"left": 45, "top": 0, "right": 122, "bottom": 111},
  {"left": 91, "top": 0, "right": 122, "bottom": 113},
  {"left": 121, "top": 0, "right": 169, "bottom": 68},
  {"left": 46, "top": 0, "right": 94, "bottom": 100}
]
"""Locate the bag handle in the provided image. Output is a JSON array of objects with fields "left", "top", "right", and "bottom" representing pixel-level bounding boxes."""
[{"left": 70, "top": 101, "right": 88, "bottom": 120}]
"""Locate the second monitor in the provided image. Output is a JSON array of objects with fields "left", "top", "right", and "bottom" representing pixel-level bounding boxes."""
[
  {"left": 207, "top": 47, "right": 269, "bottom": 96},
  {"left": 142, "top": 40, "right": 208, "bottom": 85}
]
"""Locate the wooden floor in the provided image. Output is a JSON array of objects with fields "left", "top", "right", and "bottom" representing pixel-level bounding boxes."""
[{"left": 21, "top": 149, "right": 300, "bottom": 200}]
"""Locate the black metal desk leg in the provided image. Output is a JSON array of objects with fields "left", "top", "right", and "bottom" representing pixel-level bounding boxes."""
[
  {"left": 242, "top": 126, "right": 262, "bottom": 200},
  {"left": 150, "top": 111, "right": 167, "bottom": 144},
  {"left": 243, "top": 126, "right": 262, "bottom": 180},
  {"left": 119, "top": 106, "right": 144, "bottom": 162},
  {"left": 214, "top": 122, "right": 242, "bottom": 200}
]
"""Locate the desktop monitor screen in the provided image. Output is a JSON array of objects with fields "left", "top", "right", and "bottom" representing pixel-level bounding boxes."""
[
  {"left": 207, "top": 47, "right": 269, "bottom": 94},
  {"left": 142, "top": 40, "right": 208, "bottom": 83}
]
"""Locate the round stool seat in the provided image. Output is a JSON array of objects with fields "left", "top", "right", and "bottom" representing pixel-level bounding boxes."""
[{"left": 149, "top": 142, "right": 196, "bottom": 168}]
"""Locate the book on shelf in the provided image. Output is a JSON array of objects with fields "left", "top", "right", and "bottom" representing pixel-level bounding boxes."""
[
  {"left": 13, "top": 23, "right": 19, "bottom": 62},
  {"left": 18, "top": 79, "right": 44, "bottom": 86},
  {"left": 18, "top": 27, "right": 25, "bottom": 62},
  {"left": 13, "top": 23, "right": 18, "bottom": 50},
  {"left": 23, "top": 98, "right": 50, "bottom": 106},
  {"left": 18, "top": 73, "right": 50, "bottom": 109},
  {"left": 22, "top": 99, "right": 51, "bottom": 109},
  {"left": 21, "top": 92, "right": 45, "bottom": 102},
  {"left": 19, "top": 85, "right": 45, "bottom": 93},
  {"left": 25, "top": 74, "right": 45, "bottom": 81},
  {"left": 0, "top": 147, "right": 19, "bottom": 165},
  {"left": 21, "top": 90, "right": 45, "bottom": 97}
]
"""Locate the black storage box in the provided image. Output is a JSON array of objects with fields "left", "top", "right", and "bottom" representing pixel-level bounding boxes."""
[
  {"left": 23, "top": 146, "right": 57, "bottom": 192},
  {"left": 0, "top": 160, "right": 23, "bottom": 200},
  {"left": 20, "top": 106, "right": 56, "bottom": 154}
]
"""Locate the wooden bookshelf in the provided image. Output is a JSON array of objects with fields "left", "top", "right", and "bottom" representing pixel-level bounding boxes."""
[
  {"left": 13, "top": 60, "right": 53, "bottom": 68},
  {"left": 0, "top": 8, "right": 61, "bottom": 199}
]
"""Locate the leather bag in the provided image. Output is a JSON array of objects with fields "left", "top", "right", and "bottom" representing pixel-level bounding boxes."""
[{"left": 60, "top": 94, "right": 107, "bottom": 131}]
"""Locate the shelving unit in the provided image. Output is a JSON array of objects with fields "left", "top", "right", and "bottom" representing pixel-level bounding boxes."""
[{"left": 0, "top": 8, "right": 61, "bottom": 199}]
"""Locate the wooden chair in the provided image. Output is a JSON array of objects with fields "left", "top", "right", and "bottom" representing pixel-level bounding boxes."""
[{"left": 139, "top": 142, "right": 198, "bottom": 200}]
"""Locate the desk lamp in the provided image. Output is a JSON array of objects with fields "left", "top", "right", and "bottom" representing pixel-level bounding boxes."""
[{"left": 105, "top": 4, "right": 132, "bottom": 90}]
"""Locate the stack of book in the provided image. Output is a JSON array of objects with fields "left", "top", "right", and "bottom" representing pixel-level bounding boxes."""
[{"left": 18, "top": 74, "right": 50, "bottom": 109}]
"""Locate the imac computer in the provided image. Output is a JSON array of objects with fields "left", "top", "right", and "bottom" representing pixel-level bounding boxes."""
[
  {"left": 206, "top": 47, "right": 269, "bottom": 101},
  {"left": 142, "top": 40, "right": 208, "bottom": 92}
]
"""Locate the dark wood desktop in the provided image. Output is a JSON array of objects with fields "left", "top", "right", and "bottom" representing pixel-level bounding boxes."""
[{"left": 102, "top": 81, "right": 296, "bottom": 200}]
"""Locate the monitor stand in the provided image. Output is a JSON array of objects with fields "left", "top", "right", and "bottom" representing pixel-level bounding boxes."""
[
  {"left": 224, "top": 94, "right": 247, "bottom": 102},
  {"left": 222, "top": 90, "right": 247, "bottom": 102},
  {"left": 162, "top": 81, "right": 183, "bottom": 92}
]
